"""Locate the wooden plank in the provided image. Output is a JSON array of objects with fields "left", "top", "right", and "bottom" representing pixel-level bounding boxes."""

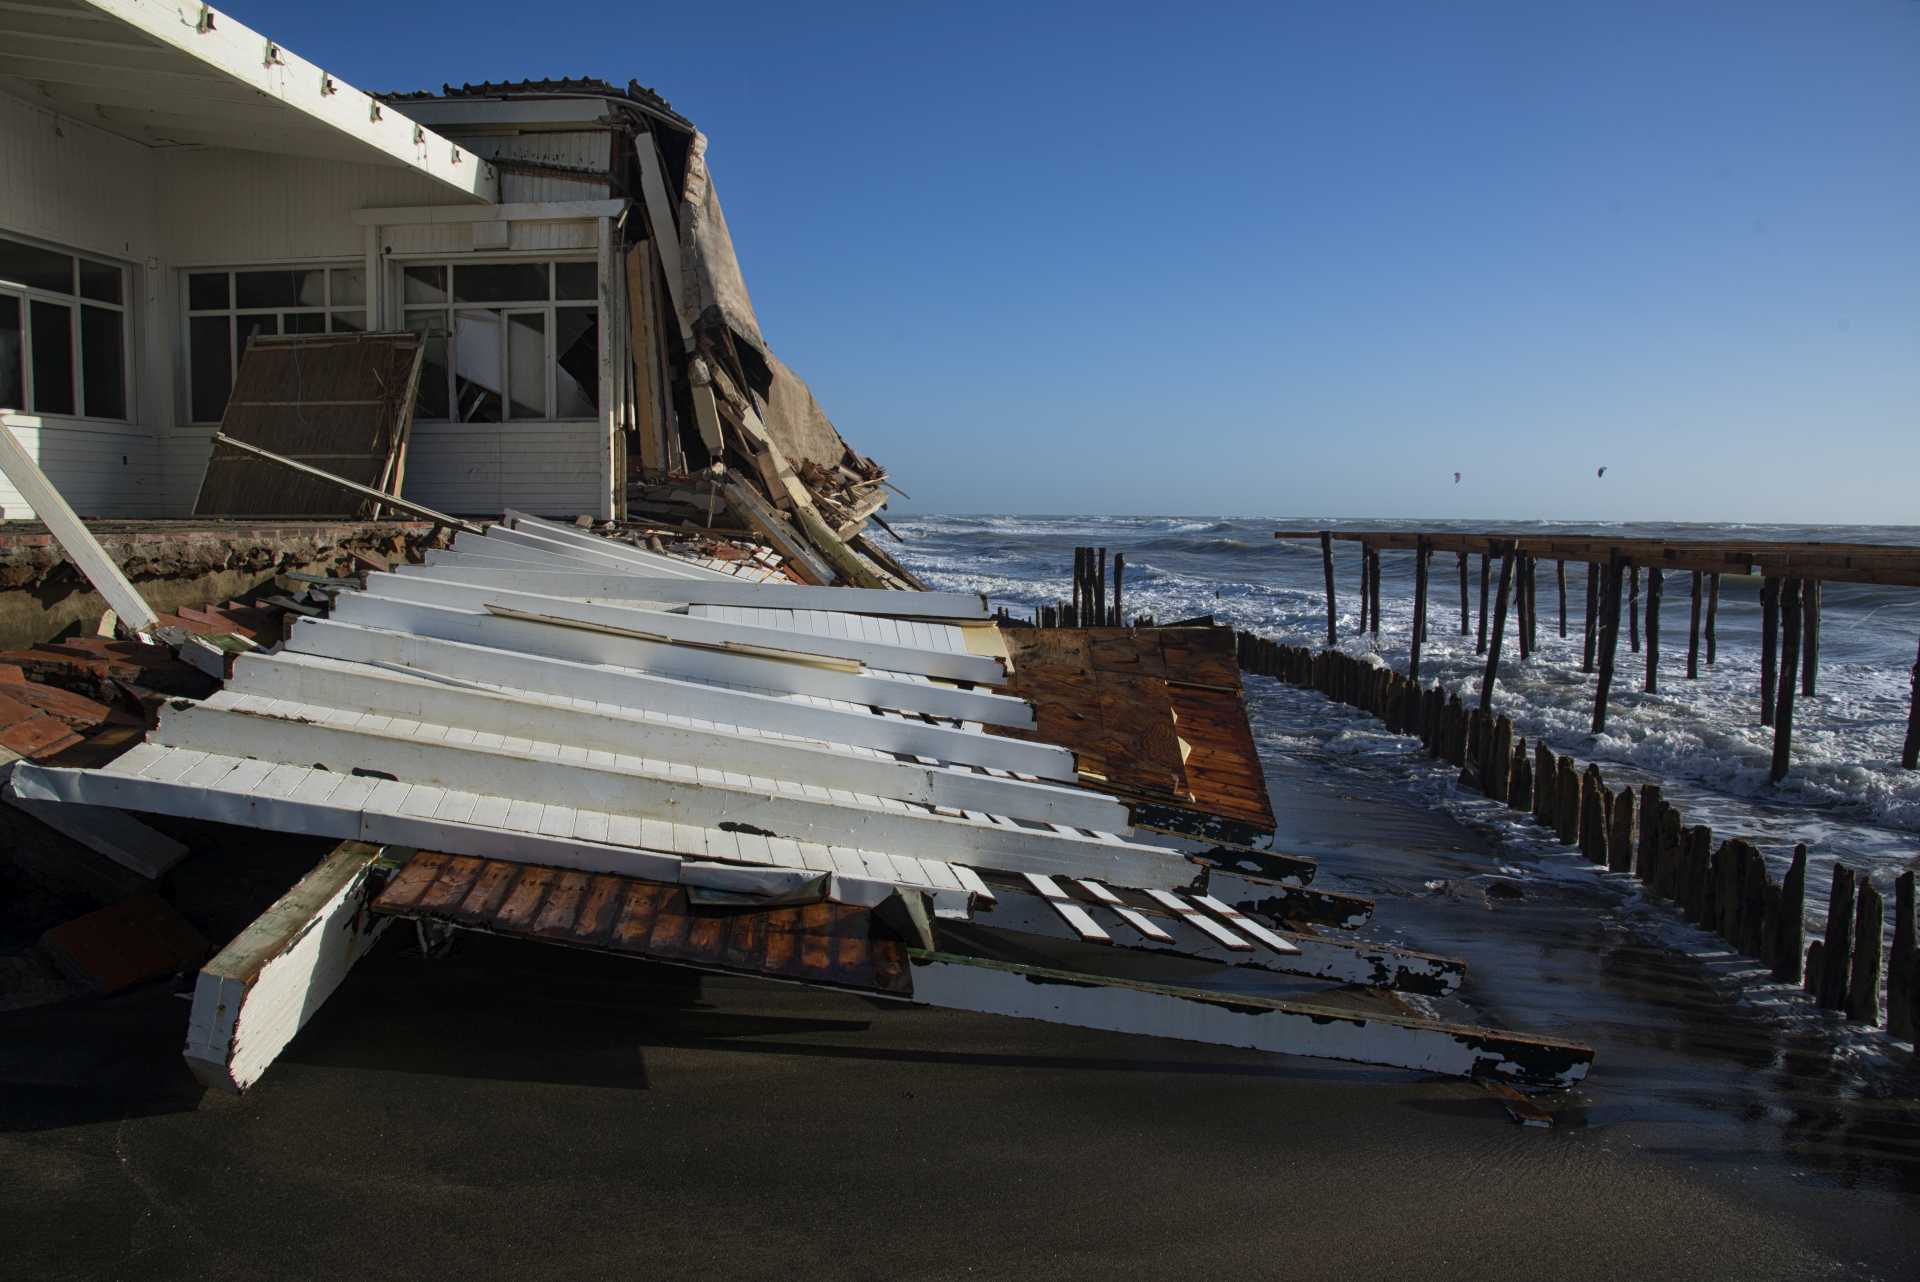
[
  {"left": 0, "top": 415, "right": 159, "bottom": 632},
  {"left": 1143, "top": 887, "right": 1254, "bottom": 951},
  {"left": 183, "top": 841, "right": 390, "bottom": 1092},
  {"left": 1021, "top": 873, "right": 1111, "bottom": 943},
  {"left": 634, "top": 135, "right": 692, "bottom": 346},
  {"left": 206, "top": 433, "right": 480, "bottom": 534}
]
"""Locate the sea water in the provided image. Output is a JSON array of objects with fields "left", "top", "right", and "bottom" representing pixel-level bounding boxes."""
[{"left": 890, "top": 516, "right": 1920, "bottom": 952}]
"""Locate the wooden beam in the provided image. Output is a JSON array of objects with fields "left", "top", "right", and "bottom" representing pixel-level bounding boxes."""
[
  {"left": 715, "top": 473, "right": 834, "bottom": 586},
  {"left": 208, "top": 434, "right": 481, "bottom": 535},
  {"left": 0, "top": 413, "right": 160, "bottom": 632},
  {"left": 398, "top": 562, "right": 989, "bottom": 618},
  {"left": 351, "top": 199, "right": 625, "bottom": 226}
]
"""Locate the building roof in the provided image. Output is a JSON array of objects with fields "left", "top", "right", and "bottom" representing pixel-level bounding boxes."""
[{"left": 377, "top": 77, "right": 689, "bottom": 129}]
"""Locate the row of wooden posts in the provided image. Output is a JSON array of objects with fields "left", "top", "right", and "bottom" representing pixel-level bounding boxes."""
[
  {"left": 1311, "top": 533, "right": 1920, "bottom": 783},
  {"left": 1025, "top": 546, "right": 1127, "bottom": 628},
  {"left": 1236, "top": 633, "right": 1919, "bottom": 1045}
]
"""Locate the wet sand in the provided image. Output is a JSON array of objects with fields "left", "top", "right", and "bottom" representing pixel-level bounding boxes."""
[{"left": 5, "top": 731, "right": 1920, "bottom": 1279}]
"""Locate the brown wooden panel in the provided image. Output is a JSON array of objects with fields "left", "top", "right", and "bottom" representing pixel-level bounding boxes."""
[
  {"left": 456, "top": 861, "right": 521, "bottom": 923},
  {"left": 495, "top": 866, "right": 554, "bottom": 929},
  {"left": 417, "top": 856, "right": 485, "bottom": 913},
  {"left": 195, "top": 332, "right": 423, "bottom": 517},
  {"left": 375, "top": 851, "right": 447, "bottom": 910},
  {"left": 531, "top": 870, "right": 591, "bottom": 938},
  {"left": 571, "top": 875, "right": 626, "bottom": 945}
]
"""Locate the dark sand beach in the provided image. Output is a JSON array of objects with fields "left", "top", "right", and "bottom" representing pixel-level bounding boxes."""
[{"left": 5, "top": 719, "right": 1917, "bottom": 1282}]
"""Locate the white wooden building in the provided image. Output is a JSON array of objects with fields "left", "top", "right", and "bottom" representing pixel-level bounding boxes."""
[{"left": 0, "top": 1, "right": 697, "bottom": 522}]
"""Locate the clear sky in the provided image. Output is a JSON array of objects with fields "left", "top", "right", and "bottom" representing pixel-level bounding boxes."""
[{"left": 255, "top": 0, "right": 1917, "bottom": 521}]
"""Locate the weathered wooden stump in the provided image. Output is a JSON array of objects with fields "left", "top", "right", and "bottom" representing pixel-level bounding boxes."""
[
  {"left": 1848, "top": 876, "right": 1883, "bottom": 1026},
  {"left": 1509, "top": 739, "right": 1532, "bottom": 812},
  {"left": 1683, "top": 825, "right": 1714, "bottom": 923},
  {"left": 1818, "top": 865, "right": 1856, "bottom": 1011},
  {"left": 1890, "top": 871, "right": 1916, "bottom": 1042},
  {"left": 1607, "top": 785, "right": 1635, "bottom": 873},
  {"left": 1773, "top": 844, "right": 1807, "bottom": 985},
  {"left": 1487, "top": 716, "right": 1513, "bottom": 803},
  {"left": 1657, "top": 807, "right": 1684, "bottom": 902},
  {"left": 1637, "top": 784, "right": 1663, "bottom": 882},
  {"left": 1555, "top": 756, "right": 1581, "bottom": 845},
  {"left": 1579, "top": 766, "right": 1609, "bottom": 863},
  {"left": 1533, "top": 741, "right": 1554, "bottom": 824}
]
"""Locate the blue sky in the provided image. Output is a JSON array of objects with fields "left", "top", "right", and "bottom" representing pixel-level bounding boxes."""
[{"left": 258, "top": 1, "right": 1917, "bottom": 521}]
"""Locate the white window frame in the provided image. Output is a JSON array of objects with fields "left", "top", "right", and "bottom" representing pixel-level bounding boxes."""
[
  {"left": 181, "top": 263, "right": 366, "bottom": 424},
  {"left": 394, "top": 257, "right": 599, "bottom": 425},
  {"left": 0, "top": 228, "right": 132, "bottom": 423}
]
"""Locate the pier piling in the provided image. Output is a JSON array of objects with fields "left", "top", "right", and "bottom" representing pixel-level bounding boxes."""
[
  {"left": 1687, "top": 570, "right": 1702, "bottom": 680},
  {"left": 1608, "top": 785, "right": 1635, "bottom": 873},
  {"left": 1477, "top": 553, "right": 1490, "bottom": 655},
  {"left": 1774, "top": 844, "right": 1807, "bottom": 984},
  {"left": 1890, "top": 871, "right": 1915, "bottom": 1040},
  {"left": 1458, "top": 552, "right": 1469, "bottom": 636},
  {"left": 1369, "top": 548, "right": 1381, "bottom": 636},
  {"left": 1761, "top": 577, "right": 1780, "bottom": 726},
  {"left": 1629, "top": 565, "right": 1641, "bottom": 654},
  {"left": 1320, "top": 531, "right": 1336, "bottom": 645},
  {"left": 1802, "top": 580, "right": 1820, "bottom": 695},
  {"left": 1772, "top": 578, "right": 1802, "bottom": 783},
  {"left": 1816, "top": 865, "right": 1855, "bottom": 1010},
  {"left": 1849, "top": 877, "right": 1883, "bottom": 1025},
  {"left": 1644, "top": 567, "right": 1662, "bottom": 693},
  {"left": 1556, "top": 559, "right": 1567, "bottom": 637},
  {"left": 1480, "top": 546, "right": 1515, "bottom": 713},
  {"left": 1705, "top": 573, "right": 1720, "bottom": 666},
  {"left": 1905, "top": 635, "right": 1920, "bottom": 770},
  {"left": 1112, "top": 553, "right": 1125, "bottom": 627},
  {"left": 1592, "top": 556, "right": 1625, "bottom": 733},
  {"left": 1582, "top": 562, "right": 1599, "bottom": 673},
  {"left": 1410, "top": 538, "right": 1430, "bottom": 679}
]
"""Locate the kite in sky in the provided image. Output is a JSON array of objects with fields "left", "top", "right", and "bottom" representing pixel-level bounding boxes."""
[
  {"left": 1453, "top": 472, "right": 1461, "bottom": 484},
  {"left": 1597, "top": 466, "right": 1608, "bottom": 478}
]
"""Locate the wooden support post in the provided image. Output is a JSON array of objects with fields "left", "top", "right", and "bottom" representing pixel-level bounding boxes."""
[
  {"left": 1526, "top": 556, "right": 1539, "bottom": 653},
  {"left": 1801, "top": 579, "right": 1820, "bottom": 696},
  {"left": 1686, "top": 570, "right": 1702, "bottom": 680},
  {"left": 1479, "top": 545, "right": 1515, "bottom": 713},
  {"left": 1457, "top": 551, "right": 1469, "bottom": 636},
  {"left": 1093, "top": 547, "right": 1106, "bottom": 628},
  {"left": 1369, "top": 548, "right": 1382, "bottom": 637},
  {"left": 1476, "top": 553, "right": 1490, "bottom": 655},
  {"left": 1508, "top": 737, "right": 1532, "bottom": 811},
  {"left": 1848, "top": 876, "right": 1883, "bottom": 1025},
  {"left": 1889, "top": 871, "right": 1915, "bottom": 1042},
  {"left": 1628, "top": 565, "right": 1641, "bottom": 653},
  {"left": 1357, "top": 544, "right": 1370, "bottom": 634},
  {"left": 1637, "top": 784, "right": 1662, "bottom": 881},
  {"left": 1533, "top": 741, "right": 1554, "bottom": 824},
  {"left": 1410, "top": 540, "right": 1430, "bottom": 679},
  {"left": 1112, "top": 553, "right": 1125, "bottom": 627},
  {"left": 1579, "top": 766, "right": 1608, "bottom": 863},
  {"left": 1556, "top": 559, "right": 1567, "bottom": 638},
  {"left": 1906, "top": 634, "right": 1920, "bottom": 771},
  {"left": 1582, "top": 562, "right": 1599, "bottom": 673},
  {"left": 1556, "top": 757, "right": 1582, "bottom": 846},
  {"left": 1320, "top": 531, "right": 1337, "bottom": 646},
  {"left": 1486, "top": 715, "right": 1512, "bottom": 803},
  {"left": 1643, "top": 566, "right": 1662, "bottom": 693},
  {"left": 1515, "top": 555, "right": 1531, "bottom": 662},
  {"left": 1772, "top": 578, "right": 1802, "bottom": 784},
  {"left": 1592, "top": 556, "right": 1624, "bottom": 733},
  {"left": 1772, "top": 844, "right": 1807, "bottom": 984},
  {"left": 1705, "top": 573, "right": 1720, "bottom": 666},
  {"left": 1760, "top": 577, "right": 1780, "bottom": 726},
  {"left": 1072, "top": 548, "right": 1085, "bottom": 626},
  {"left": 1817, "top": 865, "right": 1855, "bottom": 1010}
]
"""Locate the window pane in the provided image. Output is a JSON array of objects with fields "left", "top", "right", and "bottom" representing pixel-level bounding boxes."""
[
  {"left": 451, "top": 309, "right": 503, "bottom": 422},
  {"left": 404, "top": 312, "right": 450, "bottom": 420},
  {"left": 237, "top": 313, "right": 279, "bottom": 356},
  {"left": 453, "top": 263, "right": 547, "bottom": 304},
  {"left": 78, "top": 259, "right": 122, "bottom": 305},
  {"left": 329, "top": 266, "right": 365, "bottom": 306},
  {"left": 80, "top": 304, "right": 125, "bottom": 419},
  {"left": 554, "top": 261, "right": 596, "bottom": 300},
  {"left": 236, "top": 268, "right": 325, "bottom": 309},
  {"left": 188, "top": 272, "right": 229, "bottom": 310},
  {"left": 29, "top": 299, "right": 73, "bottom": 414},
  {"left": 284, "top": 312, "right": 326, "bottom": 334},
  {"left": 330, "top": 310, "right": 364, "bottom": 333},
  {"left": 0, "top": 296, "right": 20, "bottom": 411},
  {"left": 189, "top": 315, "right": 232, "bottom": 422},
  {"left": 507, "top": 311, "right": 545, "bottom": 419},
  {"left": 554, "top": 305, "right": 598, "bottom": 418},
  {"left": 0, "top": 237, "right": 72, "bottom": 293},
  {"left": 402, "top": 265, "right": 446, "bottom": 304}
]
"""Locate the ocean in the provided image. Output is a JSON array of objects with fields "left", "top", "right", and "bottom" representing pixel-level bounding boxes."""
[{"left": 890, "top": 515, "right": 1920, "bottom": 1003}]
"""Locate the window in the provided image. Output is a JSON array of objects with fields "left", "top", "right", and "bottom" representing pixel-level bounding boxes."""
[
  {"left": 401, "top": 260, "right": 599, "bottom": 422},
  {"left": 0, "top": 232, "right": 130, "bottom": 420},
  {"left": 183, "top": 266, "right": 364, "bottom": 422}
]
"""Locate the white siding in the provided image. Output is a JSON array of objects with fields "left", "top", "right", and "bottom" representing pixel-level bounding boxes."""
[
  {"left": 401, "top": 421, "right": 605, "bottom": 519},
  {"left": 470, "top": 130, "right": 610, "bottom": 205},
  {"left": 0, "top": 90, "right": 166, "bottom": 518}
]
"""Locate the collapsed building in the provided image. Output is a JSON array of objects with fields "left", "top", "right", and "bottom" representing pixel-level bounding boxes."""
[{"left": 0, "top": 1, "right": 1594, "bottom": 1094}]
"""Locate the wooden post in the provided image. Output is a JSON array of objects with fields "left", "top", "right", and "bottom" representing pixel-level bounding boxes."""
[
  {"left": 1556, "top": 756, "right": 1581, "bottom": 846},
  {"left": 1760, "top": 577, "right": 1780, "bottom": 726},
  {"left": 1905, "top": 634, "right": 1920, "bottom": 771},
  {"left": 1817, "top": 864, "right": 1855, "bottom": 1010},
  {"left": 1643, "top": 566, "right": 1662, "bottom": 693},
  {"left": 1848, "top": 876, "right": 1883, "bottom": 1025},
  {"left": 1767, "top": 843, "right": 1805, "bottom": 982},
  {"left": 1628, "top": 565, "right": 1641, "bottom": 653},
  {"left": 1592, "top": 555, "right": 1625, "bottom": 733},
  {"left": 1476, "top": 553, "right": 1490, "bottom": 655},
  {"left": 1579, "top": 766, "right": 1608, "bottom": 863},
  {"left": 1112, "top": 553, "right": 1125, "bottom": 627},
  {"left": 1772, "top": 578, "right": 1802, "bottom": 784},
  {"left": 1486, "top": 716, "right": 1512, "bottom": 803},
  {"left": 1514, "top": 554, "right": 1531, "bottom": 662},
  {"left": 1410, "top": 539, "right": 1430, "bottom": 680},
  {"left": 1533, "top": 741, "right": 1554, "bottom": 824},
  {"left": 1686, "top": 570, "right": 1702, "bottom": 680},
  {"left": 1457, "top": 551, "right": 1469, "bottom": 636},
  {"left": 1369, "top": 548, "right": 1382, "bottom": 636},
  {"left": 1320, "top": 531, "right": 1336, "bottom": 646},
  {"left": 1556, "top": 559, "right": 1567, "bottom": 638},
  {"left": 1637, "top": 784, "right": 1662, "bottom": 881},
  {"left": 1582, "top": 562, "right": 1599, "bottom": 673},
  {"left": 1357, "top": 544, "right": 1370, "bottom": 634},
  {"left": 1527, "top": 556, "right": 1540, "bottom": 653},
  {"left": 1705, "top": 573, "right": 1720, "bottom": 666},
  {"left": 1479, "top": 545, "right": 1515, "bottom": 713},
  {"left": 1607, "top": 784, "right": 1635, "bottom": 873},
  {"left": 1801, "top": 579, "right": 1820, "bottom": 696},
  {"left": 1093, "top": 547, "right": 1106, "bottom": 628},
  {"left": 1890, "top": 871, "right": 1916, "bottom": 1041}
]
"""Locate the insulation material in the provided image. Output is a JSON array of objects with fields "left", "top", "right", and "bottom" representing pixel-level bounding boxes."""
[{"left": 677, "top": 132, "right": 763, "bottom": 351}]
